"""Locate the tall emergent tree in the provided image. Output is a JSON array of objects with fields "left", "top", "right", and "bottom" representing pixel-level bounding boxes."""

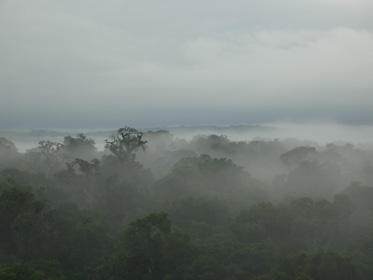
[{"left": 105, "top": 127, "right": 147, "bottom": 163}]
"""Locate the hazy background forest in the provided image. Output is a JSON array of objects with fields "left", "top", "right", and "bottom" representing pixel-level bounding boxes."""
[{"left": 0, "top": 126, "right": 373, "bottom": 279}]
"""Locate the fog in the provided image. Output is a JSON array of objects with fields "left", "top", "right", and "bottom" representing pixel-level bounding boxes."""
[
  {"left": 2, "top": 122, "right": 373, "bottom": 188},
  {"left": 1, "top": 0, "right": 373, "bottom": 278},
  {"left": 3, "top": 122, "right": 373, "bottom": 153},
  {"left": 1, "top": 125, "right": 373, "bottom": 278}
]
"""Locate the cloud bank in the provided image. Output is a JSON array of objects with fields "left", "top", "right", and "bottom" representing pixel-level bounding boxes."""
[{"left": 0, "top": 0, "right": 372, "bottom": 129}]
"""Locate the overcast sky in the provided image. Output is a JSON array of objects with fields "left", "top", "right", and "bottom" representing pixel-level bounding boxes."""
[{"left": 1, "top": 0, "right": 373, "bottom": 129}]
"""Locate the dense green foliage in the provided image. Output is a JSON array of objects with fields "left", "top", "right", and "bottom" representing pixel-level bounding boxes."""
[{"left": 0, "top": 127, "right": 373, "bottom": 279}]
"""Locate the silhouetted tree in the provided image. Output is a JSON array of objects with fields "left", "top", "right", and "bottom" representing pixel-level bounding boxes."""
[{"left": 105, "top": 127, "right": 147, "bottom": 163}]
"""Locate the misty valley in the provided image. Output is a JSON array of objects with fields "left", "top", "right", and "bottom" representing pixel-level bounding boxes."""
[{"left": 0, "top": 126, "right": 373, "bottom": 280}]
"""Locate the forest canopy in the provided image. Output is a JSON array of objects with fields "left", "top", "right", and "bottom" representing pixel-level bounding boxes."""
[{"left": 0, "top": 126, "right": 373, "bottom": 280}]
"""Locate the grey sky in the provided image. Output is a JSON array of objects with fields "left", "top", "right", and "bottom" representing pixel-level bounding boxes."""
[{"left": 1, "top": 0, "right": 373, "bottom": 129}]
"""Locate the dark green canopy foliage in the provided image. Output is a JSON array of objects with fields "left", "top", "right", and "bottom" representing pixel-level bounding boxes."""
[
  {"left": 0, "top": 138, "right": 20, "bottom": 170},
  {"left": 62, "top": 133, "right": 97, "bottom": 160},
  {"left": 0, "top": 126, "right": 372, "bottom": 279},
  {"left": 155, "top": 154, "right": 267, "bottom": 209}
]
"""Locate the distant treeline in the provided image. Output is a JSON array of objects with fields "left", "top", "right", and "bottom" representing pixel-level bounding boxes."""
[{"left": 0, "top": 127, "right": 372, "bottom": 279}]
